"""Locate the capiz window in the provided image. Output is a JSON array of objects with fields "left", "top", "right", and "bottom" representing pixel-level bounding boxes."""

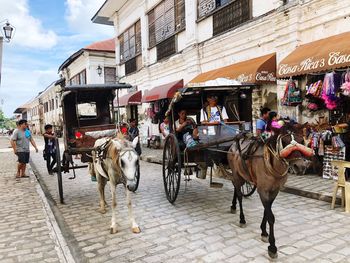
[
  {"left": 119, "top": 20, "right": 141, "bottom": 63},
  {"left": 148, "top": 0, "right": 185, "bottom": 48}
]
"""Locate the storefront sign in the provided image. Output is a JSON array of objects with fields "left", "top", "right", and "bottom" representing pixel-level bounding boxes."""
[
  {"left": 255, "top": 71, "right": 276, "bottom": 82},
  {"left": 278, "top": 51, "right": 350, "bottom": 77}
]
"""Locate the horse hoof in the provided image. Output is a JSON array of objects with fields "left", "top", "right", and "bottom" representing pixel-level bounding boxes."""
[
  {"left": 261, "top": 235, "right": 269, "bottom": 243},
  {"left": 98, "top": 208, "right": 107, "bottom": 214},
  {"left": 239, "top": 223, "right": 246, "bottom": 228},
  {"left": 110, "top": 227, "right": 118, "bottom": 234},
  {"left": 268, "top": 250, "right": 278, "bottom": 259},
  {"left": 230, "top": 207, "right": 236, "bottom": 214},
  {"left": 132, "top": 227, "right": 141, "bottom": 234}
]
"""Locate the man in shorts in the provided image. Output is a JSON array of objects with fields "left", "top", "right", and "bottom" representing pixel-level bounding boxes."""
[{"left": 10, "top": 119, "right": 38, "bottom": 179}]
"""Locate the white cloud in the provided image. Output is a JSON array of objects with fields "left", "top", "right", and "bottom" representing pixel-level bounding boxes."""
[
  {"left": 65, "top": 0, "right": 114, "bottom": 38},
  {"left": 0, "top": 0, "right": 58, "bottom": 49},
  {"left": 0, "top": 65, "right": 58, "bottom": 116}
]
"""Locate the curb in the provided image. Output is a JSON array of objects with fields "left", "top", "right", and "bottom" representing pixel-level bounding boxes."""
[
  {"left": 140, "top": 155, "right": 162, "bottom": 164},
  {"left": 29, "top": 166, "right": 75, "bottom": 263},
  {"left": 281, "top": 186, "right": 341, "bottom": 205},
  {"left": 30, "top": 160, "right": 88, "bottom": 263},
  {"left": 141, "top": 154, "right": 342, "bottom": 205}
]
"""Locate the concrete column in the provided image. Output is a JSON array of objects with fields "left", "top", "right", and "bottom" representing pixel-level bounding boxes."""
[
  {"left": 185, "top": 0, "right": 197, "bottom": 46},
  {"left": 0, "top": 37, "right": 3, "bottom": 87},
  {"left": 140, "top": 4, "right": 149, "bottom": 66}
]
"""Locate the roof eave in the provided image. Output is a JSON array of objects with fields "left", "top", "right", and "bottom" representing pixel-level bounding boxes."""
[{"left": 91, "top": 0, "right": 128, "bottom": 25}]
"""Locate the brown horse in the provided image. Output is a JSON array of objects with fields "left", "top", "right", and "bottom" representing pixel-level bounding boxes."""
[{"left": 227, "top": 126, "right": 311, "bottom": 258}]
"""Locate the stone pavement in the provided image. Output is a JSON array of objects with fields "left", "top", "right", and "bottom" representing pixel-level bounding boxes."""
[
  {"left": 30, "top": 139, "right": 350, "bottom": 263},
  {"left": 0, "top": 136, "right": 73, "bottom": 263}
]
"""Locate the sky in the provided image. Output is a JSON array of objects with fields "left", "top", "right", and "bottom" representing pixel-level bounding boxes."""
[{"left": 0, "top": 0, "right": 114, "bottom": 117}]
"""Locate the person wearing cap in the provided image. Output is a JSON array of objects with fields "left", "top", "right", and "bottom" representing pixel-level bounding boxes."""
[{"left": 200, "top": 95, "right": 229, "bottom": 124}]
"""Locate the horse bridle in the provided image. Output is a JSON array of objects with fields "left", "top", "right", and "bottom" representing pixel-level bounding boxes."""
[
  {"left": 276, "top": 132, "right": 308, "bottom": 163},
  {"left": 118, "top": 147, "right": 139, "bottom": 181}
]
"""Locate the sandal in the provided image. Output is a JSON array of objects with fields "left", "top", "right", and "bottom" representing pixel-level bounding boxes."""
[
  {"left": 15, "top": 175, "right": 20, "bottom": 181},
  {"left": 21, "top": 175, "right": 29, "bottom": 178}
]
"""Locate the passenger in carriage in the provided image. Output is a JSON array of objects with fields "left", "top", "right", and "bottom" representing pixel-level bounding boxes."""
[
  {"left": 200, "top": 95, "right": 229, "bottom": 124},
  {"left": 175, "top": 110, "right": 199, "bottom": 147}
]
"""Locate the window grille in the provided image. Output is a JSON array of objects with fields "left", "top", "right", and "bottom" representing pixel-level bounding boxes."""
[
  {"left": 125, "top": 57, "right": 137, "bottom": 75},
  {"left": 157, "top": 35, "right": 176, "bottom": 61},
  {"left": 213, "top": 0, "right": 250, "bottom": 36}
]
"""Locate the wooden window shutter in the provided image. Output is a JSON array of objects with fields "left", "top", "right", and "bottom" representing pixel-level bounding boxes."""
[
  {"left": 175, "top": 0, "right": 185, "bottom": 31},
  {"left": 104, "top": 67, "right": 116, "bottom": 84},
  {"left": 135, "top": 20, "right": 141, "bottom": 55},
  {"left": 155, "top": 2, "right": 165, "bottom": 43},
  {"left": 148, "top": 9, "right": 156, "bottom": 48}
]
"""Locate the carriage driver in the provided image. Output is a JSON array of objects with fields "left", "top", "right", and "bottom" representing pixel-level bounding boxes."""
[{"left": 200, "top": 95, "right": 229, "bottom": 124}]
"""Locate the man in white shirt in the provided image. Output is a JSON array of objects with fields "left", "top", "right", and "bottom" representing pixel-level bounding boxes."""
[
  {"left": 197, "top": 95, "right": 228, "bottom": 180},
  {"left": 200, "top": 95, "right": 229, "bottom": 124}
]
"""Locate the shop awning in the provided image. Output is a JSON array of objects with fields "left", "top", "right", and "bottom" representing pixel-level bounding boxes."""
[
  {"left": 277, "top": 32, "right": 350, "bottom": 78},
  {"left": 142, "top": 80, "right": 183, "bottom": 102},
  {"left": 115, "top": 90, "right": 142, "bottom": 107},
  {"left": 187, "top": 53, "right": 276, "bottom": 87}
]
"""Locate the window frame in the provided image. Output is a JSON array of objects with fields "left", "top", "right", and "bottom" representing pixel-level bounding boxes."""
[
  {"left": 118, "top": 20, "right": 142, "bottom": 64},
  {"left": 196, "top": 0, "right": 252, "bottom": 23}
]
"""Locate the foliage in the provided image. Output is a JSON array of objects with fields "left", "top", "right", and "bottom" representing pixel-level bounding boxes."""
[{"left": 0, "top": 109, "right": 16, "bottom": 129}]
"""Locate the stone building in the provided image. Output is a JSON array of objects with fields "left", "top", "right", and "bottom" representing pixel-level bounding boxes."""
[
  {"left": 22, "top": 39, "right": 118, "bottom": 135},
  {"left": 58, "top": 38, "right": 117, "bottom": 86},
  {"left": 92, "top": 0, "right": 350, "bottom": 134}
]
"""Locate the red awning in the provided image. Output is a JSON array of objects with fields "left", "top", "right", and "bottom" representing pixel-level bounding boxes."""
[
  {"left": 142, "top": 80, "right": 183, "bottom": 102},
  {"left": 115, "top": 90, "right": 142, "bottom": 107}
]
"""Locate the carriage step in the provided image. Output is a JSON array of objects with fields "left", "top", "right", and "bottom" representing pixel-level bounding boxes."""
[{"left": 210, "top": 182, "right": 223, "bottom": 188}]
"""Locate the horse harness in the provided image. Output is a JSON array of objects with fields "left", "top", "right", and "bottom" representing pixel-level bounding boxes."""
[
  {"left": 93, "top": 139, "right": 138, "bottom": 185},
  {"left": 235, "top": 135, "right": 292, "bottom": 184}
]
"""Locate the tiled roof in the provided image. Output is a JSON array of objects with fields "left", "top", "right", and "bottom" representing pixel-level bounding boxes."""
[{"left": 84, "top": 38, "right": 115, "bottom": 52}]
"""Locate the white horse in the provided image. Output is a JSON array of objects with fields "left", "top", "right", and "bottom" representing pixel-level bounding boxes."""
[{"left": 90, "top": 136, "right": 141, "bottom": 234}]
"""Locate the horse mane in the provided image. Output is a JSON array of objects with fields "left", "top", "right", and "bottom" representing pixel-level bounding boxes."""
[{"left": 107, "top": 141, "right": 122, "bottom": 175}]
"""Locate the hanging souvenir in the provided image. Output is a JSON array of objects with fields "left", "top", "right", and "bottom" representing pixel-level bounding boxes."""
[
  {"left": 341, "top": 71, "right": 350, "bottom": 96},
  {"left": 322, "top": 72, "right": 341, "bottom": 110},
  {"left": 281, "top": 79, "right": 302, "bottom": 106}
]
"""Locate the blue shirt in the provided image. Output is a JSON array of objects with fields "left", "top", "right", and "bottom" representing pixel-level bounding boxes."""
[{"left": 256, "top": 119, "right": 267, "bottom": 132}]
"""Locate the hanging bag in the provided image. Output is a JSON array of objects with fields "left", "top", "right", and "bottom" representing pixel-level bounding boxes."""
[{"left": 282, "top": 80, "right": 302, "bottom": 106}]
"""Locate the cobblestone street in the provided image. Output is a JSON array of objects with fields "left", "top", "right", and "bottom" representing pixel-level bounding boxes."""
[
  {"left": 0, "top": 136, "right": 71, "bottom": 263},
  {"left": 27, "top": 138, "right": 350, "bottom": 263}
]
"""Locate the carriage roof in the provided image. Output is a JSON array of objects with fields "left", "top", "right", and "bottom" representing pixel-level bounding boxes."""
[{"left": 61, "top": 83, "right": 132, "bottom": 92}]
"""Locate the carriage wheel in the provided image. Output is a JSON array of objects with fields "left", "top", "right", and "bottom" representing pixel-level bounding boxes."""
[
  {"left": 241, "top": 181, "right": 256, "bottom": 197},
  {"left": 162, "top": 134, "right": 181, "bottom": 203},
  {"left": 131, "top": 162, "right": 140, "bottom": 192}
]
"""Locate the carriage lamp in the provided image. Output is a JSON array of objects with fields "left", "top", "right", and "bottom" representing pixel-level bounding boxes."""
[{"left": 97, "top": 65, "right": 102, "bottom": 76}]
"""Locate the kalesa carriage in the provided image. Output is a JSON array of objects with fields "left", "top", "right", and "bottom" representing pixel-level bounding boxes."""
[
  {"left": 161, "top": 84, "right": 257, "bottom": 203},
  {"left": 54, "top": 80, "right": 140, "bottom": 204}
]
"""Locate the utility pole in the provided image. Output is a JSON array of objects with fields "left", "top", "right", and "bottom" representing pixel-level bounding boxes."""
[
  {"left": 0, "top": 36, "right": 3, "bottom": 87},
  {"left": 0, "top": 20, "right": 14, "bottom": 88}
]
